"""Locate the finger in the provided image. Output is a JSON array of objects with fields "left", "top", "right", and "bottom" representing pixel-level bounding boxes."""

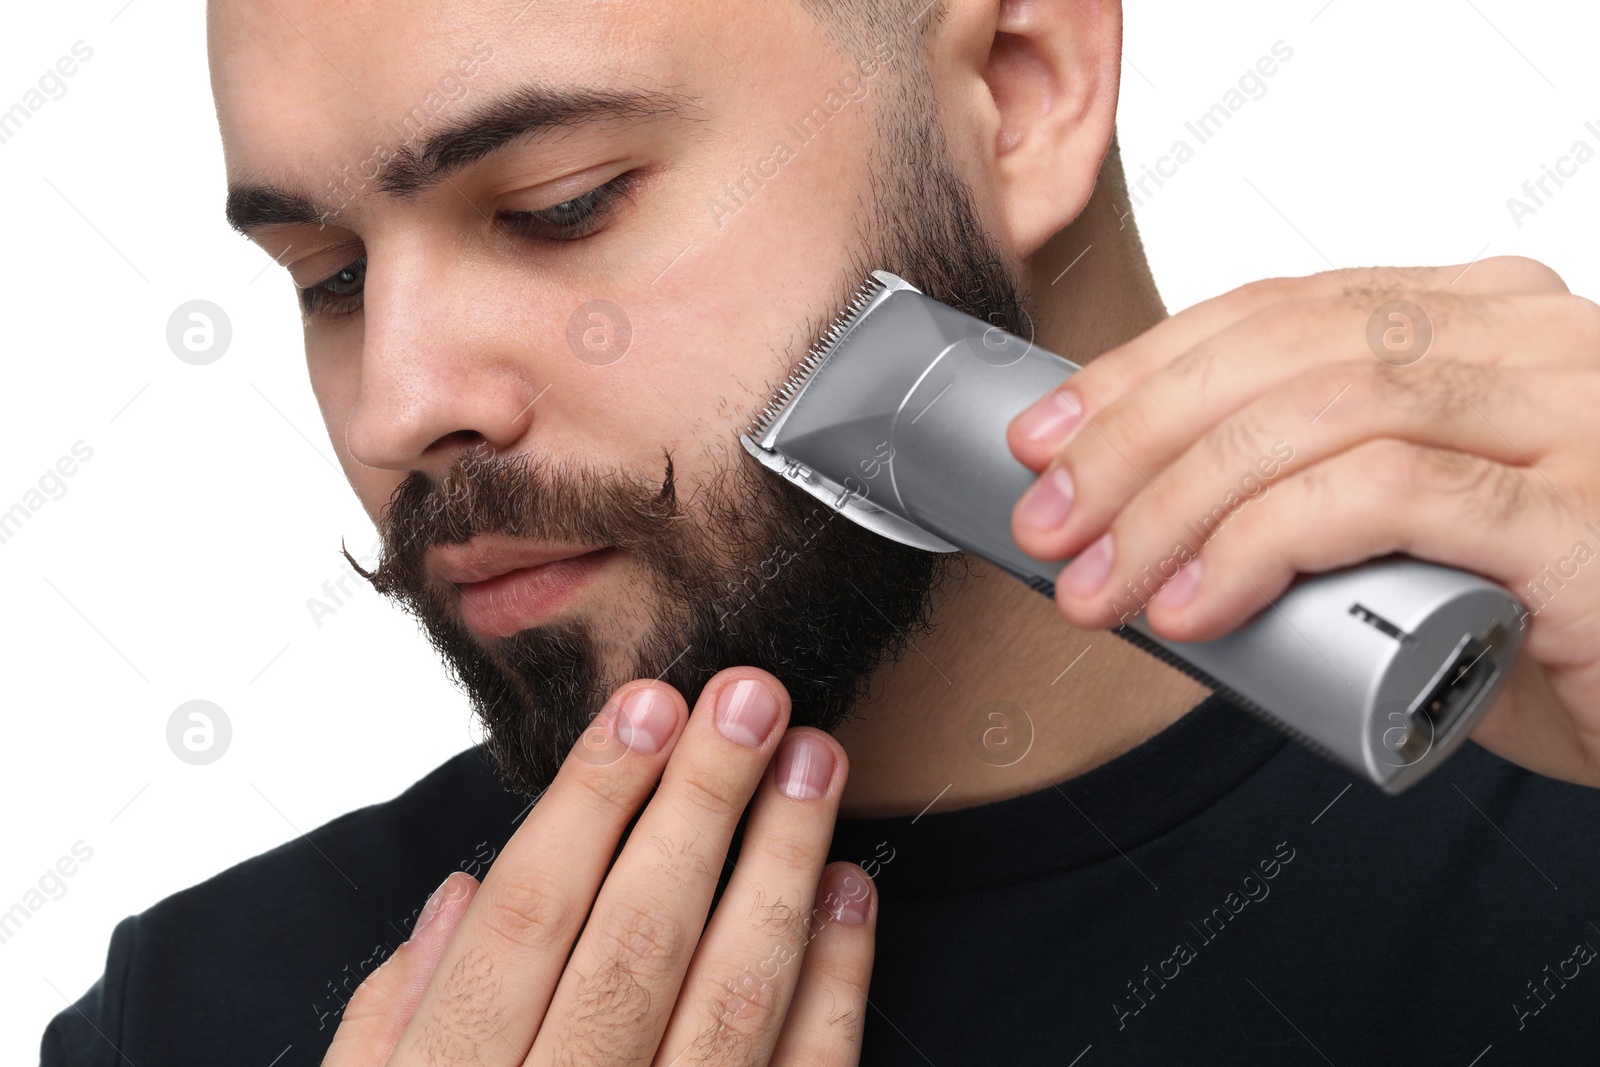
[
  {"left": 1021, "top": 357, "right": 1586, "bottom": 571},
  {"left": 1015, "top": 288, "right": 1599, "bottom": 485},
  {"left": 768, "top": 863, "right": 878, "bottom": 1067},
  {"left": 1471, "top": 647, "right": 1600, "bottom": 787},
  {"left": 391, "top": 679, "right": 689, "bottom": 1066},
  {"left": 1100, "top": 437, "right": 1587, "bottom": 645},
  {"left": 1126, "top": 447, "right": 1600, "bottom": 790},
  {"left": 653, "top": 728, "right": 849, "bottom": 1065},
  {"left": 323, "top": 871, "right": 480, "bottom": 1067},
  {"left": 525, "top": 667, "right": 792, "bottom": 1066},
  {"left": 1008, "top": 257, "right": 1574, "bottom": 471}
]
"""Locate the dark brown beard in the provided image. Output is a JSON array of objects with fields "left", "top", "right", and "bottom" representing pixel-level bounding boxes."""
[
  {"left": 350, "top": 80, "right": 1030, "bottom": 798},
  {"left": 351, "top": 440, "right": 956, "bottom": 798}
]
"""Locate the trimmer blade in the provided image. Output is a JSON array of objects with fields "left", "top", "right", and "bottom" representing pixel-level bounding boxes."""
[{"left": 741, "top": 274, "right": 888, "bottom": 445}]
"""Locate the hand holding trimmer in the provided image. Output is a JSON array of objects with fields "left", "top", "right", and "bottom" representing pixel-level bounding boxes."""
[{"left": 740, "top": 270, "right": 1526, "bottom": 794}]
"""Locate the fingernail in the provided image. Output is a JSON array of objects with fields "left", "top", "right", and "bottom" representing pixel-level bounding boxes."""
[
  {"left": 776, "top": 733, "right": 835, "bottom": 800},
  {"left": 1015, "top": 388, "right": 1084, "bottom": 446},
  {"left": 820, "top": 865, "right": 874, "bottom": 925},
  {"left": 1016, "top": 466, "right": 1075, "bottom": 531},
  {"left": 1059, "top": 532, "right": 1114, "bottom": 596},
  {"left": 411, "top": 872, "right": 469, "bottom": 942},
  {"left": 715, "top": 677, "right": 780, "bottom": 748},
  {"left": 617, "top": 686, "right": 675, "bottom": 755},
  {"left": 1153, "top": 558, "right": 1202, "bottom": 609}
]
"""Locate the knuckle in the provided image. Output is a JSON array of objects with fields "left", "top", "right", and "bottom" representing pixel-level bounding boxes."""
[
  {"left": 673, "top": 762, "right": 746, "bottom": 822},
  {"left": 1559, "top": 294, "right": 1600, "bottom": 344},
  {"left": 1338, "top": 281, "right": 1444, "bottom": 335},
  {"left": 596, "top": 899, "right": 689, "bottom": 979},
  {"left": 1363, "top": 359, "right": 1494, "bottom": 426},
  {"left": 1397, "top": 444, "right": 1529, "bottom": 527},
  {"left": 1476, "top": 461, "right": 1537, "bottom": 528},
  {"left": 693, "top": 965, "right": 785, "bottom": 1049},
  {"left": 479, "top": 870, "right": 573, "bottom": 954},
  {"left": 1370, "top": 367, "right": 1430, "bottom": 418},
  {"left": 1439, "top": 360, "right": 1499, "bottom": 416},
  {"left": 1401, "top": 441, "right": 1476, "bottom": 490},
  {"left": 681, "top": 1014, "right": 762, "bottom": 1065},
  {"left": 1483, "top": 254, "right": 1569, "bottom": 293},
  {"left": 1362, "top": 361, "right": 1431, "bottom": 414},
  {"left": 755, "top": 826, "right": 824, "bottom": 872},
  {"left": 1171, "top": 301, "right": 1311, "bottom": 395},
  {"left": 1166, "top": 335, "right": 1224, "bottom": 393},
  {"left": 1338, "top": 267, "right": 1411, "bottom": 304},
  {"left": 570, "top": 756, "right": 649, "bottom": 821},
  {"left": 1198, "top": 413, "right": 1273, "bottom": 484},
  {"left": 564, "top": 963, "right": 656, "bottom": 1058}
]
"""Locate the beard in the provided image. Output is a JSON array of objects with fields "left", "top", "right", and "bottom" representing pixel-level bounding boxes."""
[{"left": 351, "top": 86, "right": 1031, "bottom": 799}]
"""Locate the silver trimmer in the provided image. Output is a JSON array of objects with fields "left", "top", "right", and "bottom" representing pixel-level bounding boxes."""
[{"left": 740, "top": 270, "right": 1526, "bottom": 794}]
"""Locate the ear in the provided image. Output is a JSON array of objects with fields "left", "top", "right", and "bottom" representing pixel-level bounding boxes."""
[{"left": 941, "top": 0, "right": 1122, "bottom": 259}]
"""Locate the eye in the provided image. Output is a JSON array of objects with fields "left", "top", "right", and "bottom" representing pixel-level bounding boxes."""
[
  {"left": 298, "top": 256, "right": 366, "bottom": 318},
  {"left": 499, "top": 171, "right": 638, "bottom": 242}
]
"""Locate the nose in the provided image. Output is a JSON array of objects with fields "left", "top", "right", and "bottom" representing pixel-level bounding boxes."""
[{"left": 342, "top": 235, "right": 545, "bottom": 478}]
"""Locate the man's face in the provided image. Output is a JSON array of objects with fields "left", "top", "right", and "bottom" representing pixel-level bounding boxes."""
[{"left": 211, "top": 0, "right": 1027, "bottom": 795}]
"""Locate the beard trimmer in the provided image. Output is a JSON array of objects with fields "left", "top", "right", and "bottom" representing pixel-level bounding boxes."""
[{"left": 740, "top": 270, "right": 1527, "bottom": 794}]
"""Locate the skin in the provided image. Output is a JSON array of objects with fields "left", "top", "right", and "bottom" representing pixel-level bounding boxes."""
[
  {"left": 208, "top": 0, "right": 1599, "bottom": 1059},
  {"left": 326, "top": 668, "right": 876, "bottom": 1064},
  {"left": 1008, "top": 261, "right": 1600, "bottom": 789}
]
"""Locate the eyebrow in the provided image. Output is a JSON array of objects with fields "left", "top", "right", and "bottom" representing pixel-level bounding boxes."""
[{"left": 225, "top": 83, "right": 698, "bottom": 234}]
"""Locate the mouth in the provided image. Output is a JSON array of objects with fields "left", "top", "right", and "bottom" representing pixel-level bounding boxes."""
[{"left": 426, "top": 538, "right": 615, "bottom": 638}]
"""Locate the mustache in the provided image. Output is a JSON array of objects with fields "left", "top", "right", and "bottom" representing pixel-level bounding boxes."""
[{"left": 344, "top": 445, "right": 684, "bottom": 598}]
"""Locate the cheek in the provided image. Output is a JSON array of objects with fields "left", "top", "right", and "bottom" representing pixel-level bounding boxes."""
[
  {"left": 563, "top": 355, "right": 724, "bottom": 470},
  {"left": 562, "top": 287, "right": 753, "bottom": 449},
  {"left": 306, "top": 345, "right": 358, "bottom": 454},
  {"left": 629, "top": 193, "right": 868, "bottom": 446},
  {"left": 304, "top": 339, "right": 392, "bottom": 510}
]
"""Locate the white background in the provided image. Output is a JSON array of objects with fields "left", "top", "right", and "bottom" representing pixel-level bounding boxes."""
[{"left": 1, "top": 1, "right": 1595, "bottom": 1058}]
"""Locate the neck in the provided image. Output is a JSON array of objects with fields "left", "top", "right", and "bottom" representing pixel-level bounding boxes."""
[{"left": 833, "top": 146, "right": 1213, "bottom": 819}]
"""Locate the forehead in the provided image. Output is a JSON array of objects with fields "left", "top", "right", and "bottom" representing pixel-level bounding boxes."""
[{"left": 208, "top": 0, "right": 816, "bottom": 179}]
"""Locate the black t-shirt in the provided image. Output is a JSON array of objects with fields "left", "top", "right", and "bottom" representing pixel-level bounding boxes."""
[{"left": 41, "top": 693, "right": 1600, "bottom": 1064}]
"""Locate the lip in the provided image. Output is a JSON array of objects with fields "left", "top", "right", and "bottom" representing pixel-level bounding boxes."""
[
  {"left": 427, "top": 537, "right": 606, "bottom": 586},
  {"left": 426, "top": 537, "right": 613, "bottom": 638}
]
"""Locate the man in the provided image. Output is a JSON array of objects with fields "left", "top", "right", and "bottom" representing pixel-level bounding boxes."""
[{"left": 44, "top": 0, "right": 1600, "bottom": 1063}]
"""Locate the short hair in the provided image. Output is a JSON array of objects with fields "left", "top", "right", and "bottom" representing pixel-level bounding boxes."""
[{"left": 793, "top": 0, "right": 950, "bottom": 70}]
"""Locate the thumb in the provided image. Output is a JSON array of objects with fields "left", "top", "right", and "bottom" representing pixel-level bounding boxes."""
[{"left": 321, "top": 871, "right": 479, "bottom": 1066}]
